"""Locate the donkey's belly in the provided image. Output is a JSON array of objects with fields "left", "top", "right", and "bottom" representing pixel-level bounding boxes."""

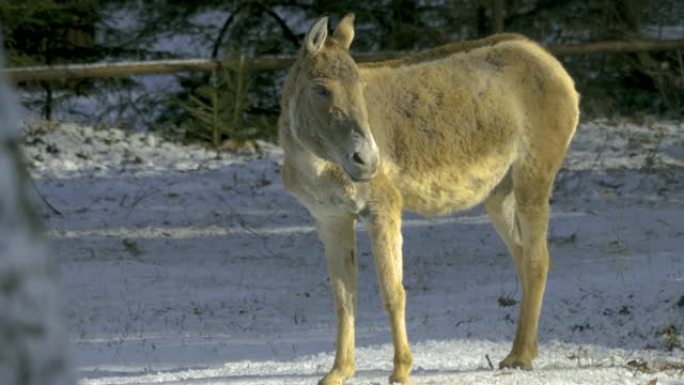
[{"left": 397, "top": 155, "right": 513, "bottom": 217}]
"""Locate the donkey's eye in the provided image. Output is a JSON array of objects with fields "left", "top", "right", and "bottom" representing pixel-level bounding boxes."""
[{"left": 312, "top": 85, "right": 331, "bottom": 98}]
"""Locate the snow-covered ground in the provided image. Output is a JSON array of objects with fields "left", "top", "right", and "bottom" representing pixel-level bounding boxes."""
[{"left": 22, "top": 119, "right": 684, "bottom": 384}]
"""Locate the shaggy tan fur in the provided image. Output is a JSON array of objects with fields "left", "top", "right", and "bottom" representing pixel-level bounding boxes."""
[
  {"left": 279, "top": 14, "right": 579, "bottom": 385},
  {"left": 360, "top": 32, "right": 527, "bottom": 69}
]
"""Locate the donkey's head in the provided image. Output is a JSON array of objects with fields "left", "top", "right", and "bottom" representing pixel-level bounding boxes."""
[{"left": 289, "top": 14, "right": 378, "bottom": 182}]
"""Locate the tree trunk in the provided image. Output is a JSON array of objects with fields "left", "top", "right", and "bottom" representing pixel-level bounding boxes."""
[
  {"left": 0, "top": 45, "right": 74, "bottom": 385},
  {"left": 493, "top": 0, "right": 505, "bottom": 33},
  {"left": 42, "top": 81, "right": 52, "bottom": 120}
]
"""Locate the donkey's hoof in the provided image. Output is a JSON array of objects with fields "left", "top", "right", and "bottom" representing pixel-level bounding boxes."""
[
  {"left": 318, "top": 368, "right": 354, "bottom": 385},
  {"left": 318, "top": 376, "right": 342, "bottom": 385},
  {"left": 389, "top": 372, "right": 411, "bottom": 384},
  {"left": 499, "top": 354, "right": 533, "bottom": 370}
]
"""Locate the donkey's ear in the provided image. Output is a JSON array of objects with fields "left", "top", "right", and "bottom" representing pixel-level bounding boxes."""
[
  {"left": 332, "top": 13, "right": 355, "bottom": 49},
  {"left": 304, "top": 17, "right": 328, "bottom": 55}
]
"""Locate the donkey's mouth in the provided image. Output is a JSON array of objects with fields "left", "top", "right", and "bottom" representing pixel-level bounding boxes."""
[
  {"left": 350, "top": 174, "right": 374, "bottom": 182},
  {"left": 342, "top": 164, "right": 376, "bottom": 183}
]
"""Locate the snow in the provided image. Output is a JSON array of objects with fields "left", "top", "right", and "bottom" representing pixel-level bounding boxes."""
[{"left": 21, "top": 119, "right": 684, "bottom": 384}]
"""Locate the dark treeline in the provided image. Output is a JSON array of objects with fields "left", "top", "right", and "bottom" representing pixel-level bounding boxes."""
[{"left": 1, "top": 0, "right": 683, "bottom": 140}]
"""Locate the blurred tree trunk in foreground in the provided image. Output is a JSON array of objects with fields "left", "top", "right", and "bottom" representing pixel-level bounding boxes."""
[{"left": 0, "top": 44, "right": 73, "bottom": 385}]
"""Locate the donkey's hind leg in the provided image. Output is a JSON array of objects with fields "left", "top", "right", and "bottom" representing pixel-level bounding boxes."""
[
  {"left": 485, "top": 168, "right": 553, "bottom": 369},
  {"left": 484, "top": 170, "right": 524, "bottom": 283}
]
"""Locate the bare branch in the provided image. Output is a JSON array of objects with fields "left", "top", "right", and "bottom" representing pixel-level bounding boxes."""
[{"left": 211, "top": 3, "right": 249, "bottom": 60}]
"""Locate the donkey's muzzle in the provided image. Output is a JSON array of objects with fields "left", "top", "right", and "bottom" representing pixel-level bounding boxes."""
[{"left": 342, "top": 142, "right": 378, "bottom": 182}]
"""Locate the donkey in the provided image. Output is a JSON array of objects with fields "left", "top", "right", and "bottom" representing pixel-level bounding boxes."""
[{"left": 279, "top": 14, "right": 579, "bottom": 385}]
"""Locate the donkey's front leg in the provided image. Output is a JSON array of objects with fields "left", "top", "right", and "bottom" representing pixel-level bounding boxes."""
[
  {"left": 316, "top": 215, "right": 357, "bottom": 385},
  {"left": 366, "top": 208, "right": 413, "bottom": 384}
]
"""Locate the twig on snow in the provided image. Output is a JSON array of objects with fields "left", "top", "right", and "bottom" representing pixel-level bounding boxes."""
[
  {"left": 31, "top": 180, "right": 62, "bottom": 217},
  {"left": 485, "top": 354, "right": 495, "bottom": 370}
]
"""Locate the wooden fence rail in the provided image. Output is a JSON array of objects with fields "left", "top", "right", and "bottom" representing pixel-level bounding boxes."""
[{"left": 3, "top": 39, "right": 684, "bottom": 82}]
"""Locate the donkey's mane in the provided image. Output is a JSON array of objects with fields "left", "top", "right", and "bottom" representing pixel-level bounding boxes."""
[{"left": 359, "top": 33, "right": 528, "bottom": 69}]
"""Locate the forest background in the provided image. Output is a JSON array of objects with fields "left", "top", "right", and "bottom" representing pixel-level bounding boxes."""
[{"left": 1, "top": 0, "right": 683, "bottom": 145}]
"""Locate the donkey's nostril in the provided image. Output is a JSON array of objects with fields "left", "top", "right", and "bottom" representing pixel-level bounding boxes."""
[{"left": 351, "top": 152, "right": 366, "bottom": 165}]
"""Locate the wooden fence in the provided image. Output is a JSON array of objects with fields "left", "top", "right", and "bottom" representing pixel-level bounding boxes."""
[{"left": 3, "top": 38, "right": 684, "bottom": 82}]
